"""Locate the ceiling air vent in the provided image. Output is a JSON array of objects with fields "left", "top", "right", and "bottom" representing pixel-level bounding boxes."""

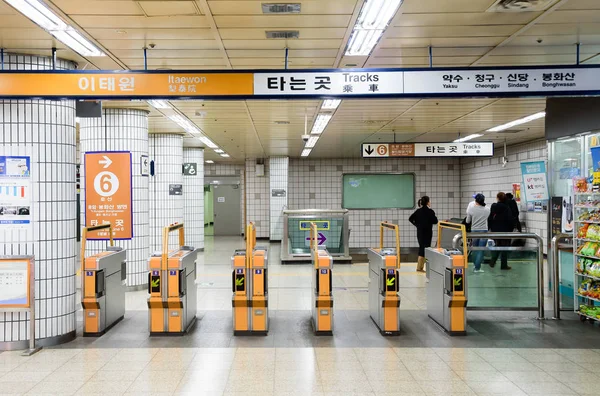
[
  {"left": 262, "top": 3, "right": 301, "bottom": 14},
  {"left": 266, "top": 30, "right": 299, "bottom": 39},
  {"left": 274, "top": 121, "right": 291, "bottom": 125},
  {"left": 487, "top": 0, "right": 557, "bottom": 12}
]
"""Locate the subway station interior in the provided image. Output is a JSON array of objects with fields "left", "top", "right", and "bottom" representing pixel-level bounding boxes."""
[{"left": 3, "top": 0, "right": 600, "bottom": 395}]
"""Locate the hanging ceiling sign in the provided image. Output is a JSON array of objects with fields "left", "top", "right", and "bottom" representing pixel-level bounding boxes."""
[
  {"left": 0, "top": 72, "right": 253, "bottom": 98},
  {"left": 1, "top": 66, "right": 600, "bottom": 99},
  {"left": 362, "top": 143, "right": 494, "bottom": 158}
]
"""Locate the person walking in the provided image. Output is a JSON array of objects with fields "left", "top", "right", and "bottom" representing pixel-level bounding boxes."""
[
  {"left": 466, "top": 193, "right": 490, "bottom": 273},
  {"left": 488, "top": 192, "right": 513, "bottom": 270},
  {"left": 409, "top": 196, "right": 438, "bottom": 273}
]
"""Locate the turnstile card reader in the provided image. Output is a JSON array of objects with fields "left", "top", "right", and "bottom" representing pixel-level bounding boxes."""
[
  {"left": 147, "top": 223, "right": 197, "bottom": 335},
  {"left": 425, "top": 222, "right": 468, "bottom": 336},
  {"left": 367, "top": 222, "right": 401, "bottom": 336},
  {"left": 232, "top": 223, "right": 269, "bottom": 335},
  {"left": 81, "top": 224, "right": 127, "bottom": 337},
  {"left": 310, "top": 223, "right": 334, "bottom": 335}
]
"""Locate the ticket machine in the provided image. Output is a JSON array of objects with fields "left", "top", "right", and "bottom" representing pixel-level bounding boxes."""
[
  {"left": 425, "top": 221, "right": 468, "bottom": 336},
  {"left": 81, "top": 223, "right": 126, "bottom": 337},
  {"left": 232, "top": 223, "right": 269, "bottom": 335},
  {"left": 367, "top": 222, "right": 401, "bottom": 336},
  {"left": 310, "top": 223, "right": 334, "bottom": 335},
  {"left": 147, "top": 223, "right": 197, "bottom": 335}
]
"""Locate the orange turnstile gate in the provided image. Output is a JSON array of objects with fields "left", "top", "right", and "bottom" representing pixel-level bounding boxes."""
[
  {"left": 367, "top": 222, "right": 401, "bottom": 336},
  {"left": 232, "top": 223, "right": 269, "bottom": 335},
  {"left": 147, "top": 223, "right": 198, "bottom": 335},
  {"left": 310, "top": 223, "right": 334, "bottom": 335},
  {"left": 81, "top": 223, "right": 127, "bottom": 337}
]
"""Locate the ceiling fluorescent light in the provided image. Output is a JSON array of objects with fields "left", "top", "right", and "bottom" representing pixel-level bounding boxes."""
[
  {"left": 345, "top": 0, "right": 403, "bottom": 56},
  {"left": 220, "top": 153, "right": 230, "bottom": 158},
  {"left": 311, "top": 114, "right": 332, "bottom": 135},
  {"left": 6, "top": 0, "right": 106, "bottom": 57},
  {"left": 214, "top": 149, "right": 224, "bottom": 154},
  {"left": 301, "top": 148, "right": 312, "bottom": 157},
  {"left": 454, "top": 134, "right": 483, "bottom": 143},
  {"left": 147, "top": 100, "right": 171, "bottom": 109},
  {"left": 205, "top": 160, "right": 214, "bottom": 164},
  {"left": 487, "top": 112, "right": 546, "bottom": 132},
  {"left": 305, "top": 136, "right": 319, "bottom": 148},
  {"left": 322, "top": 99, "right": 341, "bottom": 110},
  {"left": 198, "top": 136, "right": 219, "bottom": 149}
]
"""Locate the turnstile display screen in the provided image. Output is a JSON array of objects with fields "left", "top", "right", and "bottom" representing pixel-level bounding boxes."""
[
  {"left": 454, "top": 270, "right": 464, "bottom": 293},
  {"left": 386, "top": 269, "right": 397, "bottom": 292}
]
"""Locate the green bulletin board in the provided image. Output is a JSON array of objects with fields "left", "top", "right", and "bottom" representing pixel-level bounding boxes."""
[{"left": 342, "top": 173, "right": 415, "bottom": 209}]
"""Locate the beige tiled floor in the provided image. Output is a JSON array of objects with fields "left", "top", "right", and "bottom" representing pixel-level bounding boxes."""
[{"left": 1, "top": 347, "right": 599, "bottom": 396}]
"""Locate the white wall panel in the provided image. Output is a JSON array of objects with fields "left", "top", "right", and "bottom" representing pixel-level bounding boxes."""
[
  {"left": 183, "top": 148, "right": 204, "bottom": 250},
  {"left": 149, "top": 135, "right": 184, "bottom": 252},
  {"left": 0, "top": 54, "right": 77, "bottom": 344},
  {"left": 269, "top": 157, "right": 288, "bottom": 241},
  {"left": 246, "top": 159, "right": 270, "bottom": 238},
  {"left": 288, "top": 158, "right": 461, "bottom": 248},
  {"left": 461, "top": 140, "right": 548, "bottom": 253}
]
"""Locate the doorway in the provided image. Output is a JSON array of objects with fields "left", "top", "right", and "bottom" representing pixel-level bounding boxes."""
[{"left": 212, "top": 184, "right": 241, "bottom": 236}]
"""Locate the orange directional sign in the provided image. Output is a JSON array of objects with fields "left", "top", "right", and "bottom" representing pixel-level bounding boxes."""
[{"left": 84, "top": 152, "right": 133, "bottom": 239}]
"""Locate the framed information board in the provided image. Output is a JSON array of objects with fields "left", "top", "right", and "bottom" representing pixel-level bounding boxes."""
[
  {"left": 342, "top": 173, "right": 415, "bottom": 209},
  {"left": 0, "top": 257, "right": 31, "bottom": 308}
]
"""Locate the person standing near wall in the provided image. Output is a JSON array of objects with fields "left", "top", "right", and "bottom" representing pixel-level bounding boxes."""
[
  {"left": 488, "top": 192, "right": 513, "bottom": 270},
  {"left": 409, "top": 196, "right": 438, "bottom": 273},
  {"left": 466, "top": 194, "right": 490, "bottom": 273},
  {"left": 505, "top": 193, "right": 522, "bottom": 232}
]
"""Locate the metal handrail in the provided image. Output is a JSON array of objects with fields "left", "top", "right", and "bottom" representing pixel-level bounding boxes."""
[
  {"left": 550, "top": 233, "right": 573, "bottom": 320},
  {"left": 283, "top": 209, "right": 349, "bottom": 214},
  {"left": 453, "top": 232, "right": 545, "bottom": 319}
]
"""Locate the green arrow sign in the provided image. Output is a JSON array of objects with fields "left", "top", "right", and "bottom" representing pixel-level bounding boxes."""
[
  {"left": 454, "top": 277, "right": 462, "bottom": 287},
  {"left": 386, "top": 277, "right": 395, "bottom": 287},
  {"left": 151, "top": 278, "right": 160, "bottom": 288},
  {"left": 235, "top": 277, "right": 244, "bottom": 287}
]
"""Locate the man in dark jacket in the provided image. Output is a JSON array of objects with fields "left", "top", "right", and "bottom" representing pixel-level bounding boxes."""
[
  {"left": 488, "top": 192, "right": 513, "bottom": 270},
  {"left": 505, "top": 193, "right": 522, "bottom": 232}
]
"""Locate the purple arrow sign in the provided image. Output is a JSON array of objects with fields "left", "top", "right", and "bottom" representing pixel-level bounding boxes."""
[{"left": 306, "top": 232, "right": 327, "bottom": 245}]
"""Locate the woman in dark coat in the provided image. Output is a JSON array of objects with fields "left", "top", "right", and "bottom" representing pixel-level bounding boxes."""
[
  {"left": 409, "top": 196, "right": 438, "bottom": 272},
  {"left": 488, "top": 192, "right": 514, "bottom": 270}
]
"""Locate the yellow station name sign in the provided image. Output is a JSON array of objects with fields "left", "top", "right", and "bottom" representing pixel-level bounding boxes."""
[{"left": 0, "top": 72, "right": 253, "bottom": 98}]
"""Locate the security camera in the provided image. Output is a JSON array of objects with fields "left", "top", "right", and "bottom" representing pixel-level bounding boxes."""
[
  {"left": 148, "top": 43, "right": 156, "bottom": 49},
  {"left": 536, "top": 38, "right": 543, "bottom": 44},
  {"left": 502, "top": 156, "right": 508, "bottom": 168},
  {"left": 302, "top": 134, "right": 310, "bottom": 142}
]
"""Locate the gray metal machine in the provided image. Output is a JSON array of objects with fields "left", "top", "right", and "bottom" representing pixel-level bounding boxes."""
[
  {"left": 81, "top": 224, "right": 127, "bottom": 337},
  {"left": 425, "top": 222, "right": 468, "bottom": 336}
]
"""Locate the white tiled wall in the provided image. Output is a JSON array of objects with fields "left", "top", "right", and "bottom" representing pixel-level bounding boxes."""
[
  {"left": 246, "top": 159, "right": 270, "bottom": 238},
  {"left": 205, "top": 163, "right": 245, "bottom": 234},
  {"left": 269, "top": 157, "right": 289, "bottom": 240},
  {"left": 460, "top": 139, "right": 548, "bottom": 253},
  {"left": 0, "top": 54, "right": 77, "bottom": 343},
  {"left": 79, "top": 109, "right": 150, "bottom": 287},
  {"left": 149, "top": 135, "right": 184, "bottom": 252},
  {"left": 288, "top": 158, "right": 461, "bottom": 248},
  {"left": 183, "top": 148, "right": 204, "bottom": 250}
]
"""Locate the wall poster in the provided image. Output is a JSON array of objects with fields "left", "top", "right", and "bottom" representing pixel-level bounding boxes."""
[{"left": 0, "top": 155, "right": 32, "bottom": 231}]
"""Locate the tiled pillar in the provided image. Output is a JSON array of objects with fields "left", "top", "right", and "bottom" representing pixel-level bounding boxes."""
[
  {"left": 149, "top": 135, "right": 184, "bottom": 252},
  {"left": 79, "top": 109, "right": 150, "bottom": 288},
  {"left": 245, "top": 159, "right": 270, "bottom": 238},
  {"left": 183, "top": 148, "right": 204, "bottom": 250},
  {"left": 0, "top": 54, "right": 77, "bottom": 348},
  {"left": 269, "top": 157, "right": 289, "bottom": 241}
]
